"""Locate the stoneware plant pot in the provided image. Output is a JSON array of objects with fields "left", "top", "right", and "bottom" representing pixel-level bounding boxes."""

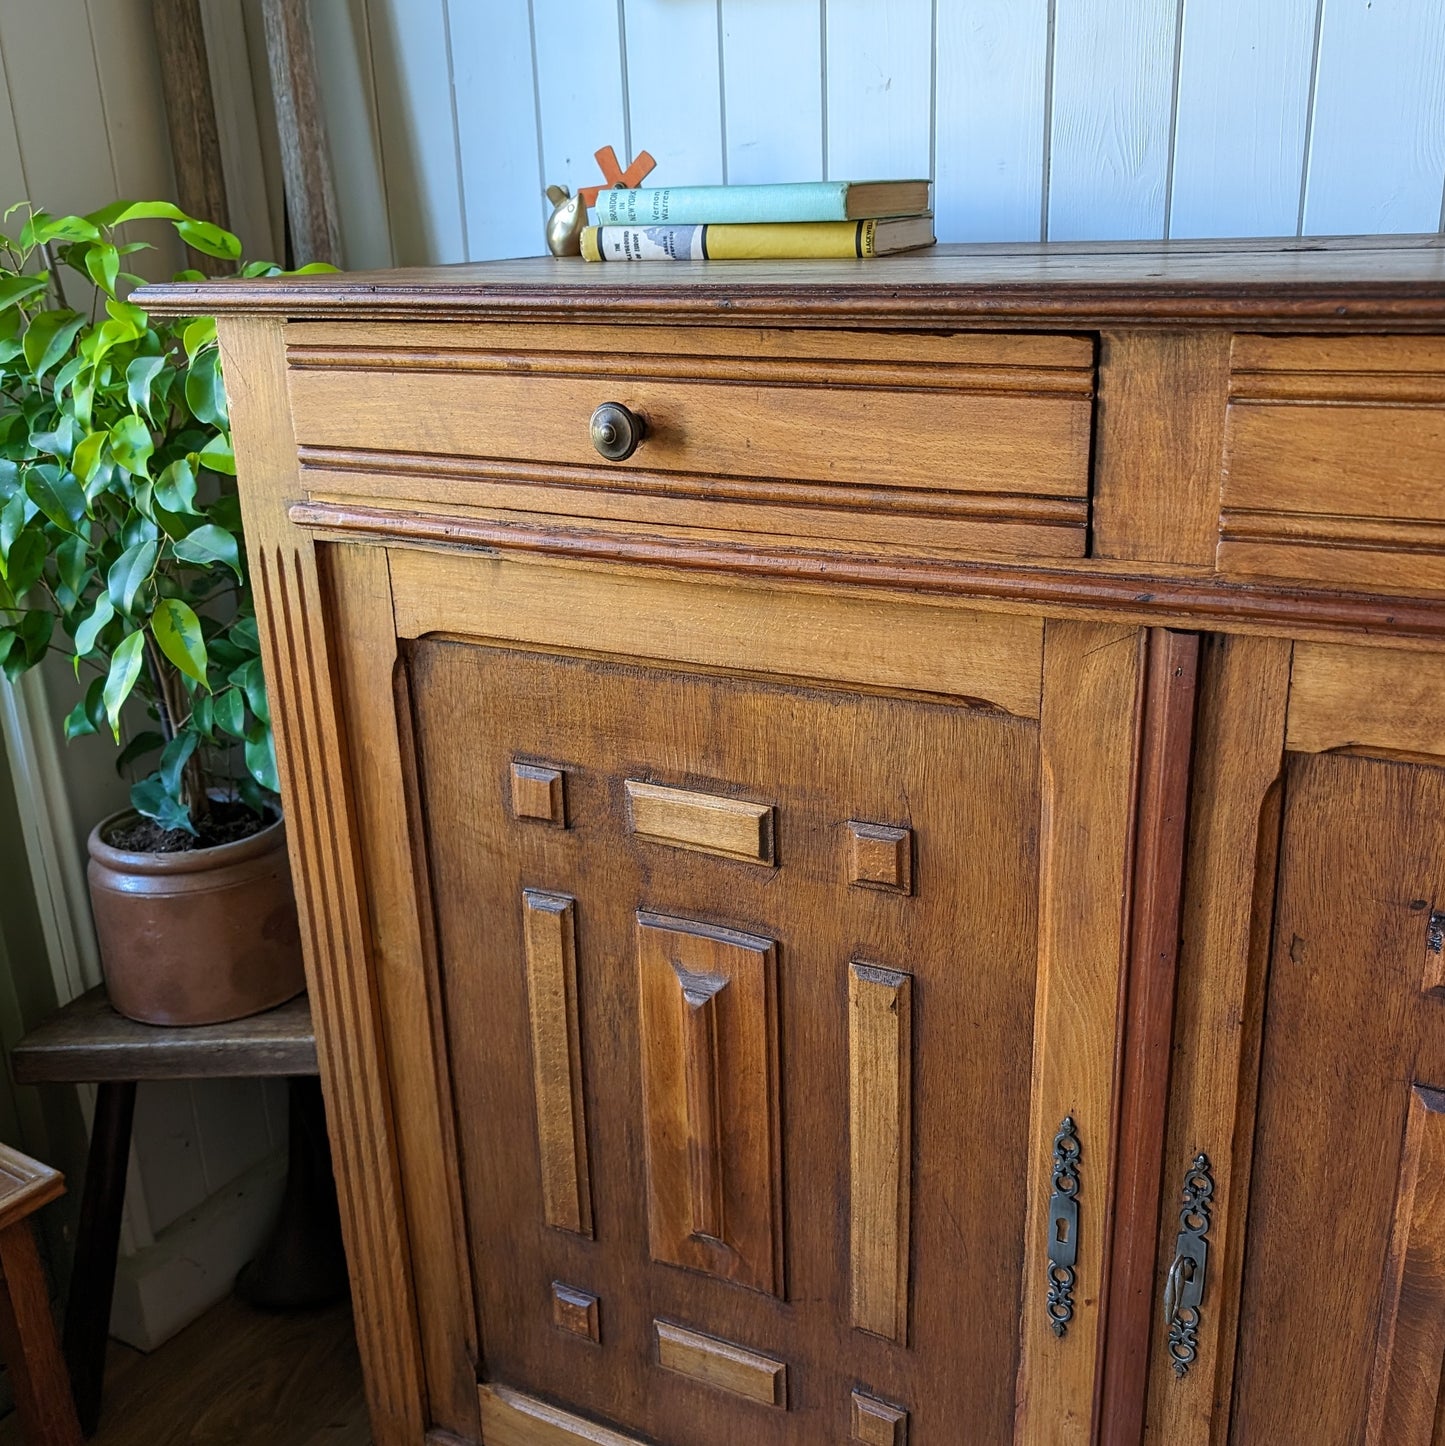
[{"left": 86, "top": 809, "right": 306, "bottom": 1026}]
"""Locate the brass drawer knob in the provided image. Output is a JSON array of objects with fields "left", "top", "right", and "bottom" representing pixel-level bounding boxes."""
[{"left": 590, "top": 401, "right": 645, "bottom": 461}]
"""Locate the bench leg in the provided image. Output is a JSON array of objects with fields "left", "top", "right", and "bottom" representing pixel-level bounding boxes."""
[
  {"left": 62, "top": 1079, "right": 135, "bottom": 1437},
  {"left": 0, "top": 1220, "right": 83, "bottom": 1446}
]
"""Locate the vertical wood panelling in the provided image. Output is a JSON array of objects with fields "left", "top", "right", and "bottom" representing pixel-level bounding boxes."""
[
  {"left": 624, "top": 0, "right": 724, "bottom": 187},
  {"left": 86, "top": 0, "right": 188, "bottom": 273},
  {"left": 824, "top": 0, "right": 933, "bottom": 181},
  {"left": 934, "top": 0, "right": 1049, "bottom": 241},
  {"left": 1303, "top": 0, "right": 1445, "bottom": 235},
  {"left": 448, "top": 0, "right": 544, "bottom": 259},
  {"left": 323, "top": 0, "right": 1445, "bottom": 260},
  {"left": 1047, "top": 0, "right": 1180, "bottom": 240},
  {"left": 310, "top": 0, "right": 394, "bottom": 270},
  {"left": 720, "top": 0, "right": 823, "bottom": 185},
  {"left": 0, "top": 0, "right": 117, "bottom": 215},
  {"left": 0, "top": 44, "right": 28, "bottom": 204},
  {"left": 363, "top": 0, "right": 466, "bottom": 265},
  {"left": 1169, "top": 0, "right": 1318, "bottom": 238},
  {"left": 532, "top": 0, "right": 629, "bottom": 206}
]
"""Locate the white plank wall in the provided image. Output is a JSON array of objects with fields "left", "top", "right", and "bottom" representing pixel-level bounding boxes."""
[{"left": 311, "top": 0, "right": 1445, "bottom": 266}]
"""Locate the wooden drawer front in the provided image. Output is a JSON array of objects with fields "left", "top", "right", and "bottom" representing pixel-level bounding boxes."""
[
  {"left": 1219, "top": 335, "right": 1445, "bottom": 591},
  {"left": 286, "top": 323, "right": 1095, "bottom": 559}
]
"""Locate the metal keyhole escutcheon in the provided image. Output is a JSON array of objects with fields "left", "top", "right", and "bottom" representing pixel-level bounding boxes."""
[
  {"left": 1164, "top": 1153, "right": 1215, "bottom": 1377},
  {"left": 1046, "top": 1116, "right": 1081, "bottom": 1336}
]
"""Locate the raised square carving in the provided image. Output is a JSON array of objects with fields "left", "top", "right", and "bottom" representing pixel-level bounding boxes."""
[
  {"left": 851, "top": 1390, "right": 908, "bottom": 1444},
  {"left": 847, "top": 821, "right": 913, "bottom": 894},
  {"left": 551, "top": 1282, "right": 600, "bottom": 1343},
  {"left": 637, "top": 912, "right": 781, "bottom": 1295},
  {"left": 512, "top": 761, "right": 567, "bottom": 825}
]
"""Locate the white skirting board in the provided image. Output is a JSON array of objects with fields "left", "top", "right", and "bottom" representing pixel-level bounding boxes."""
[{"left": 108, "top": 1149, "right": 288, "bottom": 1352}]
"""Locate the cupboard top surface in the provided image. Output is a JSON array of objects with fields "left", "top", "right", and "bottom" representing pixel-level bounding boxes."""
[{"left": 137, "top": 235, "right": 1445, "bottom": 326}]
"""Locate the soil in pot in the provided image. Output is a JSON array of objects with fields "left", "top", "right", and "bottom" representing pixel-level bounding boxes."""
[{"left": 88, "top": 806, "right": 306, "bottom": 1027}]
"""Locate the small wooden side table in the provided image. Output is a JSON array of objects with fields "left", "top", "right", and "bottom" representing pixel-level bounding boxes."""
[
  {"left": 11, "top": 989, "right": 328, "bottom": 1436},
  {"left": 0, "top": 1145, "right": 81, "bottom": 1446}
]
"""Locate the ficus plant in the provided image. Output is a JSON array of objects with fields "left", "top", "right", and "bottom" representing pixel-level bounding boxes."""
[{"left": 0, "top": 201, "right": 332, "bottom": 840}]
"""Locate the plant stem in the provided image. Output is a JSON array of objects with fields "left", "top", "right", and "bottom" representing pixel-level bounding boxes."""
[{"left": 140, "top": 632, "right": 210, "bottom": 823}]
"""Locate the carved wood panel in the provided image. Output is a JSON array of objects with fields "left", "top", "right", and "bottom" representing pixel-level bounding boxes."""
[
  {"left": 408, "top": 639, "right": 1051, "bottom": 1444},
  {"left": 1229, "top": 751, "right": 1445, "bottom": 1443}
]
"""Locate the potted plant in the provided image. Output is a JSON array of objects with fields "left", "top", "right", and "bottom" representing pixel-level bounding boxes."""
[{"left": 0, "top": 201, "right": 330, "bottom": 1025}]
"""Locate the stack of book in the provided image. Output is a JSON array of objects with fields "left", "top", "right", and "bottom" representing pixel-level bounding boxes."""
[{"left": 580, "top": 179, "right": 934, "bottom": 262}]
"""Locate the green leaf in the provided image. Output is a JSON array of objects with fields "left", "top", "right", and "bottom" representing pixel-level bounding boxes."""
[
  {"left": 114, "top": 729, "right": 165, "bottom": 774},
  {"left": 244, "top": 723, "right": 279, "bottom": 792},
  {"left": 85, "top": 242, "right": 120, "bottom": 295},
  {"left": 172, "top": 523, "right": 241, "bottom": 579},
  {"left": 105, "top": 297, "right": 147, "bottom": 331},
  {"left": 152, "top": 598, "right": 208, "bottom": 686},
  {"left": 154, "top": 458, "right": 199, "bottom": 515},
  {"left": 2, "top": 527, "right": 46, "bottom": 597},
  {"left": 102, "top": 629, "right": 146, "bottom": 738},
  {"left": 4, "top": 610, "right": 53, "bottom": 679},
  {"left": 130, "top": 775, "right": 196, "bottom": 835},
  {"left": 197, "top": 430, "right": 235, "bottom": 475},
  {"left": 182, "top": 317, "right": 216, "bottom": 356},
  {"left": 229, "top": 614, "right": 260, "bottom": 655},
  {"left": 63, "top": 696, "right": 97, "bottom": 740},
  {"left": 21, "top": 212, "right": 99, "bottom": 246},
  {"left": 214, "top": 686, "right": 246, "bottom": 738},
  {"left": 158, "top": 730, "right": 198, "bottom": 796},
  {"left": 109, "top": 414, "right": 155, "bottom": 478},
  {"left": 175, "top": 218, "right": 242, "bottom": 261},
  {"left": 30, "top": 414, "right": 81, "bottom": 460},
  {"left": 125, "top": 355, "right": 166, "bottom": 421},
  {"left": 25, "top": 463, "right": 86, "bottom": 532},
  {"left": 73, "top": 592, "right": 114, "bottom": 661},
  {"left": 0, "top": 493, "right": 33, "bottom": 561},
  {"left": 107, "top": 539, "right": 158, "bottom": 617},
  {"left": 55, "top": 530, "right": 88, "bottom": 597},
  {"left": 230, "top": 656, "right": 269, "bottom": 725},
  {"left": 236, "top": 775, "right": 270, "bottom": 816},
  {"left": 22, "top": 308, "right": 85, "bottom": 379},
  {"left": 72, "top": 430, "right": 108, "bottom": 484},
  {"left": 87, "top": 200, "right": 189, "bottom": 228},
  {"left": 0, "top": 272, "right": 49, "bottom": 311},
  {"left": 184, "top": 346, "right": 228, "bottom": 426}
]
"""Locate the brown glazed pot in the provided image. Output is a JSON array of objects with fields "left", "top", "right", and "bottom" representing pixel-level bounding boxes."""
[{"left": 86, "top": 809, "right": 305, "bottom": 1026}]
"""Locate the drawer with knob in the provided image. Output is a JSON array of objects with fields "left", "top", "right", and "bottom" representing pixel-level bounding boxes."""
[{"left": 284, "top": 322, "right": 1096, "bottom": 561}]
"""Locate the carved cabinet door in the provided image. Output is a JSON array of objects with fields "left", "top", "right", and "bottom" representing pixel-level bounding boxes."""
[
  {"left": 1145, "top": 638, "right": 1445, "bottom": 1446},
  {"left": 344, "top": 547, "right": 1187, "bottom": 1446}
]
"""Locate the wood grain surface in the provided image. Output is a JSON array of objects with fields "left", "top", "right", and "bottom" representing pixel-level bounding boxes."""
[
  {"left": 11, "top": 987, "right": 316, "bottom": 1083},
  {"left": 1229, "top": 752, "right": 1445, "bottom": 1441},
  {"left": 1015, "top": 621, "right": 1144, "bottom": 1445},
  {"left": 417, "top": 640, "right": 1041, "bottom": 1443},
  {"left": 218, "top": 318, "right": 428, "bottom": 1445},
  {"left": 1143, "top": 635, "right": 1292, "bottom": 1446}
]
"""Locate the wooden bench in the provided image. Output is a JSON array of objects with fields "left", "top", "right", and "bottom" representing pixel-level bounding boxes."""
[{"left": 12, "top": 988, "right": 322, "bottom": 1435}]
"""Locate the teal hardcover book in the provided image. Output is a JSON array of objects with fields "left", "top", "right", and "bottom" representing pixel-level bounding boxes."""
[{"left": 593, "top": 179, "right": 930, "bottom": 226}]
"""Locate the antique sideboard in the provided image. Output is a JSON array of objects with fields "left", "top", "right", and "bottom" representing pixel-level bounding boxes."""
[{"left": 144, "top": 239, "right": 1445, "bottom": 1446}]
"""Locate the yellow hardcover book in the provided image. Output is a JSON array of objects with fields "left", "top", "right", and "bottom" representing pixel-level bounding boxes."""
[{"left": 579, "top": 216, "right": 935, "bottom": 261}]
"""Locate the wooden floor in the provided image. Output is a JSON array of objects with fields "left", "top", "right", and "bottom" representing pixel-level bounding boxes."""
[{"left": 0, "top": 1295, "right": 369, "bottom": 1446}]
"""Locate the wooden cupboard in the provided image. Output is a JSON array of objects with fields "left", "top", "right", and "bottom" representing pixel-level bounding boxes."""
[{"left": 141, "top": 238, "right": 1445, "bottom": 1445}]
